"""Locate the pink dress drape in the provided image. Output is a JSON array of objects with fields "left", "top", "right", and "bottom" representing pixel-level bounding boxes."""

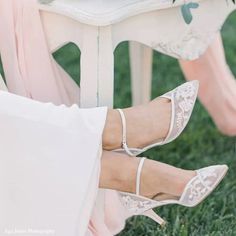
[{"left": 0, "top": 0, "right": 127, "bottom": 235}]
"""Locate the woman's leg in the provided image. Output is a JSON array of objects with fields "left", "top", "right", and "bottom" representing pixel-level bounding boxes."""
[
  {"left": 99, "top": 151, "right": 195, "bottom": 199},
  {"left": 179, "top": 33, "right": 236, "bottom": 136}
]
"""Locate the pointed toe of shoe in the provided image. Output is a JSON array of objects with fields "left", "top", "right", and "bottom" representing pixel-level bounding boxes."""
[{"left": 179, "top": 164, "right": 228, "bottom": 207}]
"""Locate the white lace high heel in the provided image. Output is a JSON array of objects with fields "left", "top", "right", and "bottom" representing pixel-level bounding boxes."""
[
  {"left": 119, "top": 157, "right": 228, "bottom": 226},
  {"left": 114, "top": 80, "right": 199, "bottom": 156}
]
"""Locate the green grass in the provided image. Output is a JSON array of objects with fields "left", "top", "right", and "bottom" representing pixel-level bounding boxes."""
[{"left": 1, "top": 11, "right": 236, "bottom": 236}]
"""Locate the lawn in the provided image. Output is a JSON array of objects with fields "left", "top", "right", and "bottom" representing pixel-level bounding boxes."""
[{"left": 1, "top": 10, "right": 236, "bottom": 236}]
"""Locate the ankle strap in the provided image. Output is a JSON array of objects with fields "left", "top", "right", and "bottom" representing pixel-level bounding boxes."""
[
  {"left": 117, "top": 109, "right": 134, "bottom": 156},
  {"left": 136, "top": 157, "right": 146, "bottom": 196}
]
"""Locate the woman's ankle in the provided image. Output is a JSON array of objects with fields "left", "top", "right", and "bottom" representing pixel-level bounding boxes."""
[
  {"left": 102, "top": 105, "right": 151, "bottom": 150},
  {"left": 99, "top": 151, "right": 139, "bottom": 193},
  {"left": 102, "top": 109, "right": 122, "bottom": 150}
]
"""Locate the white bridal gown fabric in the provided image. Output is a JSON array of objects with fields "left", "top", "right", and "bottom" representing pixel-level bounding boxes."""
[
  {"left": 0, "top": 90, "right": 107, "bottom": 236},
  {"left": 0, "top": 0, "right": 127, "bottom": 235}
]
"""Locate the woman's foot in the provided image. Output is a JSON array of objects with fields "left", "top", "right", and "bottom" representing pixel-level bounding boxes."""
[
  {"left": 100, "top": 152, "right": 228, "bottom": 226},
  {"left": 179, "top": 33, "right": 236, "bottom": 136},
  {"left": 99, "top": 151, "right": 196, "bottom": 200},
  {"left": 103, "top": 81, "right": 198, "bottom": 152}
]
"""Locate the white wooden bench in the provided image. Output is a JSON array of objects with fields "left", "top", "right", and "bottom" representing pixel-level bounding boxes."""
[{"left": 38, "top": 0, "right": 236, "bottom": 108}]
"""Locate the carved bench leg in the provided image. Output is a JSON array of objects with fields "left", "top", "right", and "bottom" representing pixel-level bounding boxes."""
[
  {"left": 72, "top": 24, "right": 114, "bottom": 108},
  {"left": 129, "top": 42, "right": 153, "bottom": 106}
]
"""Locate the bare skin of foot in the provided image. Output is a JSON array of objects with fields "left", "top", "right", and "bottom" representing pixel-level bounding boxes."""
[
  {"left": 99, "top": 151, "right": 196, "bottom": 200},
  {"left": 102, "top": 97, "right": 171, "bottom": 150},
  {"left": 179, "top": 33, "right": 236, "bottom": 136}
]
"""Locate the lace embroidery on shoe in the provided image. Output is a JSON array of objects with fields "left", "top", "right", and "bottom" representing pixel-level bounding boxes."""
[
  {"left": 181, "top": 167, "right": 218, "bottom": 205},
  {"left": 166, "top": 82, "right": 197, "bottom": 143},
  {"left": 119, "top": 193, "right": 154, "bottom": 215},
  {"left": 176, "top": 82, "right": 196, "bottom": 130}
]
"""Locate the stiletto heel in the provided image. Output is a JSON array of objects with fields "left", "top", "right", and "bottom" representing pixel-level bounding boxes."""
[
  {"left": 142, "top": 209, "right": 166, "bottom": 226},
  {"left": 119, "top": 157, "right": 228, "bottom": 226},
  {"left": 114, "top": 80, "right": 199, "bottom": 156}
]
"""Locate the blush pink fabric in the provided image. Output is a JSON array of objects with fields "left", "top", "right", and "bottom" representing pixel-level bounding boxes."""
[
  {"left": 0, "top": 0, "right": 79, "bottom": 105},
  {"left": 0, "top": 0, "right": 127, "bottom": 235}
]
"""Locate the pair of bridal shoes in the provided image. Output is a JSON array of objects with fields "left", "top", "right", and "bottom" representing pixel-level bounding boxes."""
[{"left": 113, "top": 81, "right": 228, "bottom": 226}]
